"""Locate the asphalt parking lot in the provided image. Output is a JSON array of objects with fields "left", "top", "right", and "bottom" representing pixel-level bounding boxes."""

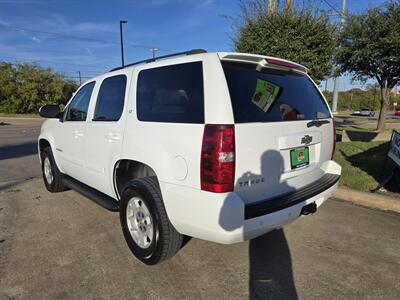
[{"left": 1, "top": 118, "right": 400, "bottom": 299}]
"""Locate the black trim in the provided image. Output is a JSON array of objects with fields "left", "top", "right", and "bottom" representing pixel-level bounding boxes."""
[
  {"left": 307, "top": 119, "right": 330, "bottom": 128},
  {"left": 244, "top": 173, "right": 340, "bottom": 219},
  {"left": 110, "top": 49, "right": 207, "bottom": 71},
  {"left": 62, "top": 176, "right": 119, "bottom": 212}
]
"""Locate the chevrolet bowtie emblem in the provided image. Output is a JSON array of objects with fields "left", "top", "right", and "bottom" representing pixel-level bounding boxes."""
[{"left": 301, "top": 135, "right": 313, "bottom": 145}]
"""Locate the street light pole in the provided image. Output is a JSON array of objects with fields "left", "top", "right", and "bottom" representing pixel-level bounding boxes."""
[
  {"left": 77, "top": 71, "right": 82, "bottom": 85},
  {"left": 120, "top": 20, "right": 127, "bottom": 67},
  {"left": 331, "top": 0, "right": 346, "bottom": 113}
]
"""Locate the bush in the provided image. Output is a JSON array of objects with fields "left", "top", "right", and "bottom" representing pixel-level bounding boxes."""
[{"left": 0, "top": 62, "right": 78, "bottom": 114}]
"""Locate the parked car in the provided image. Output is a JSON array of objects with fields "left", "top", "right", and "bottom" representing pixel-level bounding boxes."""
[
  {"left": 395, "top": 107, "right": 400, "bottom": 116},
  {"left": 352, "top": 108, "right": 375, "bottom": 117},
  {"left": 38, "top": 50, "right": 341, "bottom": 265}
]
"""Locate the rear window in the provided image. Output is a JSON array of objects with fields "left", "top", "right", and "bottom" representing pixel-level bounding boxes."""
[
  {"left": 137, "top": 61, "right": 204, "bottom": 123},
  {"left": 222, "top": 62, "right": 330, "bottom": 123}
]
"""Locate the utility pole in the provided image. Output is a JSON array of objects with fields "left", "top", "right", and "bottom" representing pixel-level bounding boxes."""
[
  {"left": 77, "top": 71, "right": 82, "bottom": 85},
  {"left": 350, "top": 88, "right": 353, "bottom": 111},
  {"left": 285, "top": 0, "right": 293, "bottom": 12},
  {"left": 268, "top": 0, "right": 277, "bottom": 16},
  {"left": 151, "top": 47, "right": 158, "bottom": 59},
  {"left": 331, "top": 0, "right": 346, "bottom": 113},
  {"left": 119, "top": 20, "right": 127, "bottom": 67}
]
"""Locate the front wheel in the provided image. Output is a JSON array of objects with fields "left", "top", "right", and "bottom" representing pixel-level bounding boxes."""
[
  {"left": 119, "top": 177, "right": 183, "bottom": 265},
  {"left": 40, "top": 147, "right": 66, "bottom": 193}
]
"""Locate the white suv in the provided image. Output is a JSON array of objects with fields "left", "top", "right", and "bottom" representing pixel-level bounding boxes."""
[{"left": 38, "top": 50, "right": 341, "bottom": 265}]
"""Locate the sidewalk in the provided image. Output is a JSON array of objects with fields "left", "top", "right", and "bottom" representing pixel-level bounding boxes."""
[{"left": 333, "top": 187, "right": 400, "bottom": 214}]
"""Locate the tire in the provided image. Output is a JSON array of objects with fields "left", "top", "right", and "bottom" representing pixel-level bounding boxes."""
[
  {"left": 40, "top": 147, "right": 66, "bottom": 193},
  {"left": 119, "top": 177, "right": 183, "bottom": 265}
]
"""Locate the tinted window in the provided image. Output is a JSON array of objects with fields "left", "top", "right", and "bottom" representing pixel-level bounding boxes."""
[
  {"left": 137, "top": 62, "right": 204, "bottom": 123},
  {"left": 65, "top": 82, "right": 95, "bottom": 121},
  {"left": 222, "top": 62, "right": 331, "bottom": 123},
  {"left": 94, "top": 75, "right": 127, "bottom": 121}
]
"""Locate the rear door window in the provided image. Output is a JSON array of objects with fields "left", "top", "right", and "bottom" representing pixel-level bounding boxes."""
[
  {"left": 222, "top": 62, "right": 331, "bottom": 123},
  {"left": 136, "top": 62, "right": 204, "bottom": 123},
  {"left": 93, "top": 75, "right": 127, "bottom": 121}
]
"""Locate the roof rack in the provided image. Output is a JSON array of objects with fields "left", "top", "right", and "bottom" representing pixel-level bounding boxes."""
[{"left": 110, "top": 49, "right": 207, "bottom": 72}]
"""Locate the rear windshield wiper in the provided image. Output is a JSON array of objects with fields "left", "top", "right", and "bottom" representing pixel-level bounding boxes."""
[{"left": 307, "top": 119, "right": 330, "bottom": 128}]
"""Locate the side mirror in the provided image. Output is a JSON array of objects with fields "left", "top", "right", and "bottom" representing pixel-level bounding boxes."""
[{"left": 39, "top": 104, "right": 61, "bottom": 118}]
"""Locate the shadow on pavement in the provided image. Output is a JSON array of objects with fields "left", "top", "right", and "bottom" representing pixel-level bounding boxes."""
[
  {"left": 249, "top": 230, "right": 297, "bottom": 300},
  {"left": 219, "top": 150, "right": 298, "bottom": 299},
  {"left": 344, "top": 131, "right": 379, "bottom": 142},
  {"left": 0, "top": 178, "right": 33, "bottom": 192},
  {"left": 0, "top": 142, "right": 38, "bottom": 160}
]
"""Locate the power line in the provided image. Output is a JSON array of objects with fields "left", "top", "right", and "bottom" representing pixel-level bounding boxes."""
[
  {"left": 0, "top": 54, "right": 107, "bottom": 70},
  {"left": 63, "top": 76, "right": 92, "bottom": 79},
  {"left": 0, "top": 43, "right": 108, "bottom": 59},
  {"left": 0, "top": 62, "right": 93, "bottom": 79},
  {"left": 56, "top": 70, "right": 100, "bottom": 75},
  {"left": 0, "top": 23, "right": 175, "bottom": 53},
  {"left": 321, "top": 0, "right": 345, "bottom": 16},
  {"left": 0, "top": 61, "right": 102, "bottom": 79},
  {"left": 0, "top": 23, "right": 119, "bottom": 44}
]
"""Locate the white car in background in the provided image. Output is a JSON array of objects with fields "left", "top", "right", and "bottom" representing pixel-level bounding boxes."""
[
  {"left": 38, "top": 50, "right": 341, "bottom": 265},
  {"left": 352, "top": 108, "right": 375, "bottom": 117}
]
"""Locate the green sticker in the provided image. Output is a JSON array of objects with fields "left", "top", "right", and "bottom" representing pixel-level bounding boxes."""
[
  {"left": 251, "top": 79, "right": 281, "bottom": 112},
  {"left": 290, "top": 147, "right": 309, "bottom": 169}
]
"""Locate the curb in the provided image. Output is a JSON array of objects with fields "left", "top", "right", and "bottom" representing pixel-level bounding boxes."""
[
  {"left": 333, "top": 187, "right": 400, "bottom": 214},
  {"left": 0, "top": 117, "right": 41, "bottom": 120}
]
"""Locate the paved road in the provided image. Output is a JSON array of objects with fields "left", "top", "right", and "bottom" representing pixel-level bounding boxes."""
[
  {"left": 336, "top": 112, "right": 400, "bottom": 121},
  {"left": 335, "top": 114, "right": 400, "bottom": 130},
  {"left": 0, "top": 117, "right": 43, "bottom": 184},
  {"left": 0, "top": 118, "right": 400, "bottom": 299}
]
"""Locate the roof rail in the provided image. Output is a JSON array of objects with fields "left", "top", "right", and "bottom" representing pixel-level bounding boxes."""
[{"left": 110, "top": 49, "right": 207, "bottom": 72}]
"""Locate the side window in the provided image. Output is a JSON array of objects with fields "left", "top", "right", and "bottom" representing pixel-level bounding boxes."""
[
  {"left": 93, "top": 75, "right": 127, "bottom": 121},
  {"left": 65, "top": 82, "right": 95, "bottom": 121},
  {"left": 137, "top": 61, "right": 204, "bottom": 123}
]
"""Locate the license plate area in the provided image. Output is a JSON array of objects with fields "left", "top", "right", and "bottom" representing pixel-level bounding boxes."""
[{"left": 290, "top": 147, "right": 309, "bottom": 169}]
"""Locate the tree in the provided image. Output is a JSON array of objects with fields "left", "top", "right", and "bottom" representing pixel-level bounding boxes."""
[
  {"left": 232, "top": 0, "right": 335, "bottom": 81},
  {"left": 0, "top": 62, "right": 78, "bottom": 114},
  {"left": 336, "top": 1, "right": 400, "bottom": 131}
]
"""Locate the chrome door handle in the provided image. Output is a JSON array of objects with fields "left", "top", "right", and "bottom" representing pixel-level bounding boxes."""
[
  {"left": 74, "top": 130, "right": 83, "bottom": 138},
  {"left": 105, "top": 132, "right": 121, "bottom": 141}
]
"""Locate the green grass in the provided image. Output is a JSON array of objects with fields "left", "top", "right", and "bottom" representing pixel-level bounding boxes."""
[
  {"left": 334, "top": 141, "right": 390, "bottom": 192},
  {"left": 338, "top": 125, "right": 377, "bottom": 132},
  {"left": 0, "top": 113, "right": 40, "bottom": 118}
]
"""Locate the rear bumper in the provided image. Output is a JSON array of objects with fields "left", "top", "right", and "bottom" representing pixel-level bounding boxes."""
[
  {"left": 160, "top": 160, "right": 341, "bottom": 244},
  {"left": 245, "top": 173, "right": 339, "bottom": 219}
]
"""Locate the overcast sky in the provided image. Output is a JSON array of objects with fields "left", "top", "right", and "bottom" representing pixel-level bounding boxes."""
[{"left": 0, "top": 0, "right": 388, "bottom": 89}]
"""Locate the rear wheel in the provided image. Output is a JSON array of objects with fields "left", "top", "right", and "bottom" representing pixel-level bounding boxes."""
[
  {"left": 119, "top": 177, "right": 183, "bottom": 265},
  {"left": 40, "top": 147, "right": 66, "bottom": 193}
]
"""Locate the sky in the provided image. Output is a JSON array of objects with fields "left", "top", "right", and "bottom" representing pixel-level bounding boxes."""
[{"left": 0, "top": 0, "right": 389, "bottom": 90}]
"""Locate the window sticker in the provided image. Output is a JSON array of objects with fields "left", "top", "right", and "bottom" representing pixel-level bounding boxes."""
[{"left": 251, "top": 79, "right": 281, "bottom": 112}]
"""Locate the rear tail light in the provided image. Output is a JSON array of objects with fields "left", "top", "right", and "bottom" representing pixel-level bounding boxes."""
[
  {"left": 201, "top": 124, "right": 235, "bottom": 193},
  {"left": 331, "top": 118, "right": 336, "bottom": 160}
]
